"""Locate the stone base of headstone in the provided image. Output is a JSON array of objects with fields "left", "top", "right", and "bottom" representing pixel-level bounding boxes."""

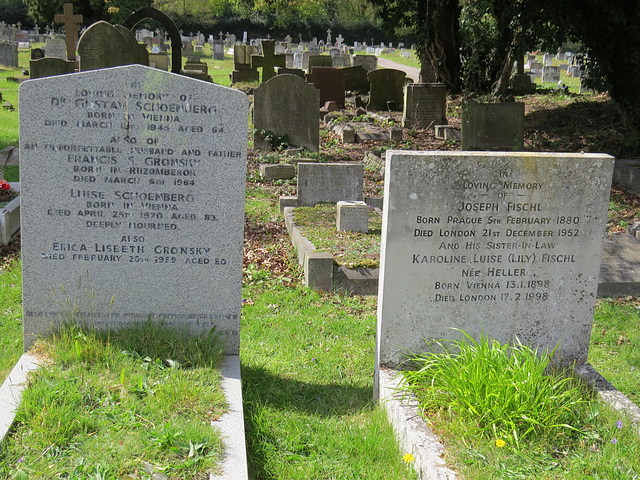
[
  {"left": 461, "top": 101, "right": 525, "bottom": 151},
  {"left": 279, "top": 196, "right": 299, "bottom": 212},
  {"left": 181, "top": 69, "right": 212, "bottom": 82},
  {"left": 337, "top": 201, "right": 369, "bottom": 232},
  {"left": 335, "top": 125, "right": 355, "bottom": 143},
  {"left": 259, "top": 163, "right": 296, "bottom": 180},
  {"left": 389, "top": 127, "right": 403, "bottom": 142},
  {"left": 305, "top": 252, "right": 334, "bottom": 291},
  {"left": 231, "top": 68, "right": 259, "bottom": 83}
]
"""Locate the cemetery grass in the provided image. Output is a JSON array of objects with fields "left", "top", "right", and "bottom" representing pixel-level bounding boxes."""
[
  {"left": 0, "top": 321, "right": 227, "bottom": 480},
  {"left": 0, "top": 254, "right": 22, "bottom": 381},
  {"left": 401, "top": 331, "right": 640, "bottom": 479}
]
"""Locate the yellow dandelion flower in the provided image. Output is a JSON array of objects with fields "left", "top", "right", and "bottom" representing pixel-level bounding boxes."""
[
  {"left": 402, "top": 453, "right": 415, "bottom": 463},
  {"left": 495, "top": 439, "right": 506, "bottom": 448}
]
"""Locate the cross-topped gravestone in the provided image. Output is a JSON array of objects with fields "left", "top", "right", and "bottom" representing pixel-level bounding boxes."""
[
  {"left": 251, "top": 39, "right": 286, "bottom": 83},
  {"left": 54, "top": 3, "right": 83, "bottom": 62}
]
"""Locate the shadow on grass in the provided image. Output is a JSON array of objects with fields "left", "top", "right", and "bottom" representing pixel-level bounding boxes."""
[{"left": 240, "top": 363, "right": 375, "bottom": 479}]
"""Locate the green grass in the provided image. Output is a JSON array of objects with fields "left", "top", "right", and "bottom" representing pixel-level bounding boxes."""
[
  {"left": 590, "top": 299, "right": 640, "bottom": 404},
  {"left": 401, "top": 330, "right": 640, "bottom": 479},
  {"left": 240, "top": 283, "right": 417, "bottom": 479},
  {"left": 293, "top": 203, "right": 382, "bottom": 268},
  {"left": 0, "top": 321, "right": 226, "bottom": 480},
  {"left": 0, "top": 258, "right": 22, "bottom": 381},
  {"left": 379, "top": 51, "right": 421, "bottom": 69}
]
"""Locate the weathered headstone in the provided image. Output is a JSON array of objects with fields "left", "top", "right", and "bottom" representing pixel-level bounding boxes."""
[
  {"left": 342, "top": 65, "right": 369, "bottom": 94},
  {"left": 367, "top": 69, "right": 406, "bottom": 111},
  {"left": 31, "top": 48, "right": 45, "bottom": 60},
  {"left": 77, "top": 21, "right": 144, "bottom": 71},
  {"left": 212, "top": 40, "right": 224, "bottom": 60},
  {"left": 29, "top": 57, "right": 75, "bottom": 78},
  {"left": 375, "top": 151, "right": 614, "bottom": 388},
  {"left": 306, "top": 66, "right": 346, "bottom": 108},
  {"left": 352, "top": 54, "right": 377, "bottom": 72},
  {"left": 45, "top": 37, "right": 68, "bottom": 59},
  {"left": 19, "top": 64, "right": 249, "bottom": 354},
  {"left": 251, "top": 39, "right": 286, "bottom": 83},
  {"left": 0, "top": 41, "right": 18, "bottom": 67},
  {"left": 461, "top": 101, "right": 525, "bottom": 151},
  {"left": 231, "top": 44, "right": 259, "bottom": 83},
  {"left": 308, "top": 54, "right": 333, "bottom": 70},
  {"left": 54, "top": 3, "right": 83, "bottom": 62},
  {"left": 402, "top": 83, "right": 447, "bottom": 129},
  {"left": 253, "top": 74, "right": 320, "bottom": 152},
  {"left": 297, "top": 163, "right": 364, "bottom": 206},
  {"left": 331, "top": 53, "right": 352, "bottom": 68},
  {"left": 542, "top": 65, "right": 561, "bottom": 83}
]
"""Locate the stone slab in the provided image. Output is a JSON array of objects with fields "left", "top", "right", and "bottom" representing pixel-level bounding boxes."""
[
  {"left": 297, "top": 163, "right": 364, "bottom": 206},
  {"left": 19, "top": 65, "right": 248, "bottom": 354},
  {"left": 376, "top": 151, "right": 614, "bottom": 378},
  {"left": 0, "top": 353, "right": 41, "bottom": 443},
  {"left": 259, "top": 163, "right": 296, "bottom": 180}
]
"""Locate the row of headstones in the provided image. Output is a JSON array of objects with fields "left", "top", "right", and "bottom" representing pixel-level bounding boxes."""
[
  {"left": 231, "top": 41, "right": 379, "bottom": 83},
  {"left": 19, "top": 63, "right": 614, "bottom": 408}
]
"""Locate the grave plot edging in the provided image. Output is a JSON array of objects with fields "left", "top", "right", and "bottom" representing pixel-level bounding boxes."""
[
  {"left": 0, "top": 182, "right": 20, "bottom": 246},
  {"left": 0, "top": 353, "right": 248, "bottom": 479}
]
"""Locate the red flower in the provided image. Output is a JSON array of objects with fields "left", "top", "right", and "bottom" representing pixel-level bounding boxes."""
[{"left": 0, "top": 180, "right": 10, "bottom": 190}]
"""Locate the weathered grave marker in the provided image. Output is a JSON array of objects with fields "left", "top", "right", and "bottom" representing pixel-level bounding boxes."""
[
  {"left": 29, "top": 57, "right": 75, "bottom": 78},
  {"left": 253, "top": 74, "right": 320, "bottom": 152},
  {"left": 77, "top": 21, "right": 142, "bottom": 71},
  {"left": 402, "top": 83, "right": 447, "bottom": 129},
  {"left": 462, "top": 101, "right": 525, "bottom": 151},
  {"left": 297, "top": 163, "right": 364, "bottom": 206},
  {"left": 20, "top": 65, "right": 249, "bottom": 354},
  {"left": 375, "top": 151, "right": 614, "bottom": 390},
  {"left": 306, "top": 66, "right": 346, "bottom": 108},
  {"left": 54, "top": 3, "right": 83, "bottom": 62},
  {"left": 0, "top": 40, "right": 18, "bottom": 67},
  {"left": 251, "top": 39, "right": 286, "bottom": 83},
  {"left": 367, "top": 69, "right": 406, "bottom": 111}
]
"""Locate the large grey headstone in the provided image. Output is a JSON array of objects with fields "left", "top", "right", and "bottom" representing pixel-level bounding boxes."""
[
  {"left": 19, "top": 65, "right": 249, "bottom": 354},
  {"left": 253, "top": 74, "right": 320, "bottom": 152},
  {"left": 45, "top": 37, "right": 67, "bottom": 60},
  {"left": 376, "top": 151, "right": 614, "bottom": 388},
  {"left": 0, "top": 41, "right": 18, "bottom": 67},
  {"left": 297, "top": 163, "right": 364, "bottom": 206}
]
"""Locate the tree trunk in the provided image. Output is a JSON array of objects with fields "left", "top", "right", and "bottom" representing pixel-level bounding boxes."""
[{"left": 417, "top": 0, "right": 461, "bottom": 92}]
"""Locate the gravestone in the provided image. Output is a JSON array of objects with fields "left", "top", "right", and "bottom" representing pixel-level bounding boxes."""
[
  {"left": 0, "top": 41, "right": 18, "bottom": 67},
  {"left": 297, "top": 163, "right": 364, "bottom": 206},
  {"left": 54, "top": 3, "right": 83, "bottom": 62},
  {"left": 29, "top": 57, "right": 75, "bottom": 78},
  {"left": 231, "top": 44, "right": 259, "bottom": 83},
  {"left": 212, "top": 40, "right": 224, "bottom": 60},
  {"left": 20, "top": 64, "right": 249, "bottom": 354},
  {"left": 375, "top": 151, "right": 614, "bottom": 388},
  {"left": 251, "top": 39, "right": 285, "bottom": 83},
  {"left": 542, "top": 65, "right": 561, "bottom": 83},
  {"left": 402, "top": 83, "right": 447, "bottom": 129},
  {"left": 306, "top": 66, "right": 346, "bottom": 108},
  {"left": 31, "top": 48, "right": 45, "bottom": 60},
  {"left": 342, "top": 65, "right": 369, "bottom": 94},
  {"left": 253, "top": 74, "right": 320, "bottom": 152},
  {"left": 45, "top": 37, "right": 68, "bottom": 60},
  {"left": 511, "top": 73, "right": 536, "bottom": 94},
  {"left": 277, "top": 67, "right": 305, "bottom": 79},
  {"left": 308, "top": 54, "right": 333, "bottom": 70},
  {"left": 77, "top": 21, "right": 144, "bottom": 71},
  {"left": 367, "top": 69, "right": 406, "bottom": 111},
  {"left": 331, "top": 53, "right": 352, "bottom": 68},
  {"left": 352, "top": 54, "right": 377, "bottom": 72},
  {"left": 461, "top": 101, "right": 525, "bottom": 151}
]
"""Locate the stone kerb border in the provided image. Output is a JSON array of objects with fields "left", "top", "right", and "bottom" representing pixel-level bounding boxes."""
[
  {"left": 283, "top": 203, "right": 380, "bottom": 295},
  {"left": 0, "top": 182, "right": 20, "bottom": 246}
]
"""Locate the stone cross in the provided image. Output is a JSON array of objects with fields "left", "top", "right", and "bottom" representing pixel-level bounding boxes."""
[
  {"left": 326, "top": 29, "right": 332, "bottom": 44},
  {"left": 219, "top": 31, "right": 224, "bottom": 41},
  {"left": 251, "top": 39, "right": 286, "bottom": 83},
  {"left": 336, "top": 34, "right": 343, "bottom": 48},
  {"left": 16, "top": 22, "right": 22, "bottom": 31},
  {"left": 54, "top": 3, "right": 83, "bottom": 61}
]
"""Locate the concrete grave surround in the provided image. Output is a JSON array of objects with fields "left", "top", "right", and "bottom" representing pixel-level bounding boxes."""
[
  {"left": 19, "top": 65, "right": 249, "bottom": 354},
  {"left": 297, "top": 163, "right": 364, "bottom": 206},
  {"left": 402, "top": 83, "right": 447, "bottom": 129},
  {"left": 367, "top": 69, "right": 406, "bottom": 111},
  {"left": 253, "top": 74, "right": 320, "bottom": 152},
  {"left": 376, "top": 151, "right": 614, "bottom": 384}
]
